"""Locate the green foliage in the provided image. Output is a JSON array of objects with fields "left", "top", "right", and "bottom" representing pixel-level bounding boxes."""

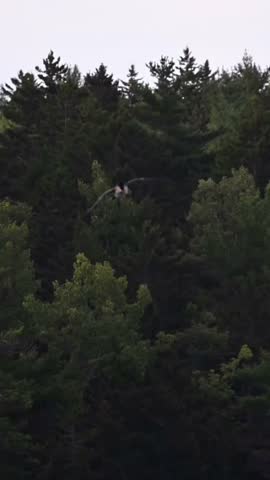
[
  {"left": 208, "top": 53, "right": 270, "bottom": 187},
  {"left": 0, "top": 201, "right": 37, "bottom": 479},
  {"left": 78, "top": 159, "right": 111, "bottom": 207},
  {"left": 21, "top": 254, "right": 152, "bottom": 477},
  {"left": 0, "top": 115, "right": 15, "bottom": 132},
  {"left": 189, "top": 167, "right": 262, "bottom": 271},
  {"left": 189, "top": 167, "right": 270, "bottom": 347},
  {"left": 2, "top": 49, "right": 270, "bottom": 479},
  {"left": 0, "top": 200, "right": 36, "bottom": 329}
]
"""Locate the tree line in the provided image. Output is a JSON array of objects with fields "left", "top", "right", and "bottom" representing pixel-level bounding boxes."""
[{"left": 1, "top": 48, "right": 270, "bottom": 479}]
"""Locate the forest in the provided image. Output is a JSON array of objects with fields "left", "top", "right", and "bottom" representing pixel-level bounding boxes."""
[{"left": 1, "top": 48, "right": 270, "bottom": 479}]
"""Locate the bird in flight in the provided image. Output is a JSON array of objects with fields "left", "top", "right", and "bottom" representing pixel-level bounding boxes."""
[{"left": 86, "top": 177, "right": 170, "bottom": 214}]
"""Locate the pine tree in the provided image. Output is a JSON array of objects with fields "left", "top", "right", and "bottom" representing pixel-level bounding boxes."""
[
  {"left": 0, "top": 71, "right": 43, "bottom": 199},
  {"left": 174, "top": 48, "right": 216, "bottom": 129},
  {"left": 84, "top": 63, "right": 121, "bottom": 110},
  {"left": 121, "top": 64, "right": 144, "bottom": 104},
  {"left": 147, "top": 55, "right": 175, "bottom": 93},
  {"left": 35, "top": 50, "right": 68, "bottom": 94}
]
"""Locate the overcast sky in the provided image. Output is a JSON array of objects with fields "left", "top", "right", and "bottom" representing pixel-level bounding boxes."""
[{"left": 1, "top": 0, "right": 270, "bottom": 85}]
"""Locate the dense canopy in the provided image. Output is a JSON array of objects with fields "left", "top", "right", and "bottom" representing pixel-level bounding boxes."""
[{"left": 1, "top": 49, "right": 270, "bottom": 479}]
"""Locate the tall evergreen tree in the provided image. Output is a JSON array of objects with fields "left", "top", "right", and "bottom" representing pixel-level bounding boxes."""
[
  {"left": 121, "top": 64, "right": 145, "bottom": 104},
  {"left": 84, "top": 63, "right": 121, "bottom": 111},
  {"left": 35, "top": 50, "right": 68, "bottom": 94}
]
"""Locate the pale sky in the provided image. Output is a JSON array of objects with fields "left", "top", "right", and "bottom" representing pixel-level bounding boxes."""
[{"left": 1, "top": 0, "right": 270, "bottom": 85}]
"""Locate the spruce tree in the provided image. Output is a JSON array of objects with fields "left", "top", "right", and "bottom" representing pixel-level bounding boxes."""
[{"left": 84, "top": 63, "right": 121, "bottom": 111}]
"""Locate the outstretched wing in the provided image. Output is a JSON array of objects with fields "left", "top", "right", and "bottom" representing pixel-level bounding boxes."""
[
  {"left": 87, "top": 187, "right": 115, "bottom": 214},
  {"left": 126, "top": 177, "right": 169, "bottom": 186},
  {"left": 87, "top": 177, "right": 174, "bottom": 213},
  {"left": 126, "top": 177, "right": 146, "bottom": 186}
]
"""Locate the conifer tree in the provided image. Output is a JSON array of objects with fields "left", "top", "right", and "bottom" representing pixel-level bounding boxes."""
[{"left": 84, "top": 63, "right": 121, "bottom": 110}]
